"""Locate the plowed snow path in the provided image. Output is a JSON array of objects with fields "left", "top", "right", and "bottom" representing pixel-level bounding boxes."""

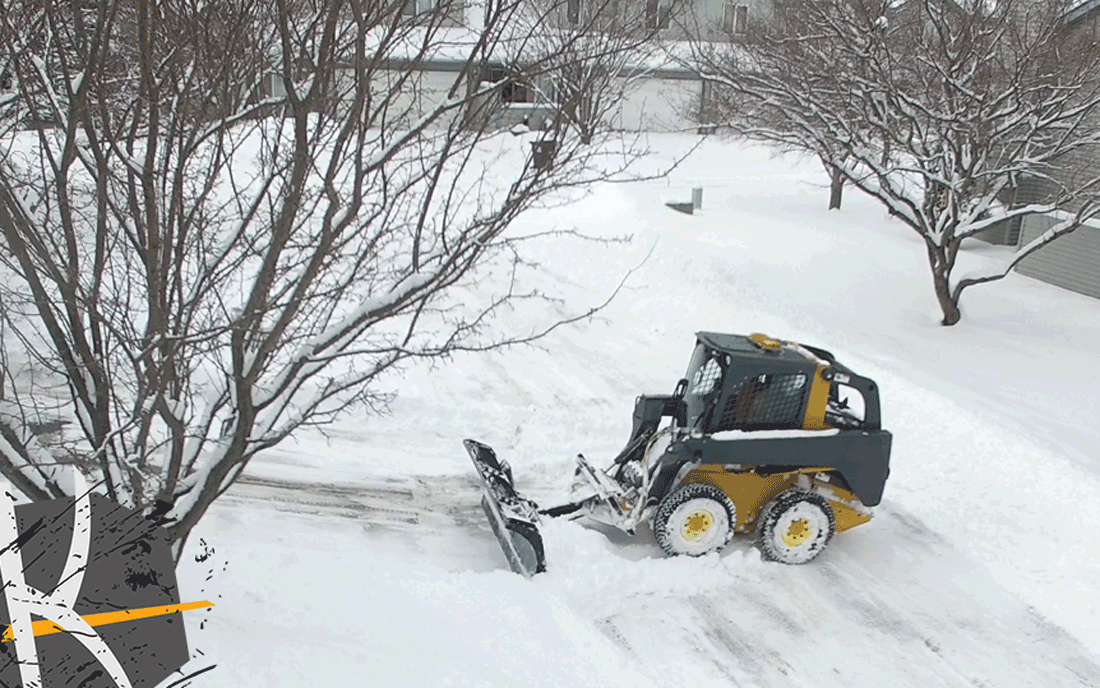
[
  {"left": 212, "top": 472, "right": 1100, "bottom": 688},
  {"left": 175, "top": 138, "right": 1100, "bottom": 686},
  {"left": 594, "top": 504, "right": 1100, "bottom": 688}
]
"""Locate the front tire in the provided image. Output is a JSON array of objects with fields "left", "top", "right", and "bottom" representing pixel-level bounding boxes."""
[
  {"left": 653, "top": 483, "right": 736, "bottom": 557},
  {"left": 757, "top": 489, "right": 835, "bottom": 564}
]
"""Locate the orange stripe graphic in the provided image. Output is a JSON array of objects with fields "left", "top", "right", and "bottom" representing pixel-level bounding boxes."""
[{"left": 1, "top": 600, "right": 214, "bottom": 642}]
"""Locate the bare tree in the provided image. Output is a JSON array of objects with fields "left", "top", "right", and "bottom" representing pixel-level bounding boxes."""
[
  {"left": 0, "top": 0, "right": 667, "bottom": 557},
  {"left": 686, "top": 0, "right": 858, "bottom": 209},
  {"left": 698, "top": 73, "right": 858, "bottom": 210},
  {"left": 531, "top": 0, "right": 672, "bottom": 144},
  {"left": 687, "top": 0, "right": 1100, "bottom": 324}
]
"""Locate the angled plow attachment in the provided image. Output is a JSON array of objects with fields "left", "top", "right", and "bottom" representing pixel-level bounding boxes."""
[{"left": 464, "top": 439, "right": 547, "bottom": 578}]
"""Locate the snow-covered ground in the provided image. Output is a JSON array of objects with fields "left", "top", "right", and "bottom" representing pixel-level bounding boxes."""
[{"left": 174, "top": 136, "right": 1100, "bottom": 687}]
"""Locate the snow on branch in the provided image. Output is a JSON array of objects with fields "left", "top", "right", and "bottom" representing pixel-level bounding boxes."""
[{"left": 0, "top": 0, "right": 680, "bottom": 554}]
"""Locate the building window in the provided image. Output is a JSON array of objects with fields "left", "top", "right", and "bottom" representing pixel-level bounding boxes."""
[
  {"left": 567, "top": 0, "right": 580, "bottom": 25},
  {"left": 488, "top": 67, "right": 533, "bottom": 104},
  {"left": 646, "top": 0, "right": 671, "bottom": 29},
  {"left": 723, "top": 2, "right": 747, "bottom": 34},
  {"left": 403, "top": 0, "right": 434, "bottom": 16},
  {"left": 263, "top": 72, "right": 287, "bottom": 99}
]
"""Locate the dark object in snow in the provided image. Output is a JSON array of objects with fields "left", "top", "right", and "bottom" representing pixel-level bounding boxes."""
[
  {"left": 466, "top": 331, "right": 892, "bottom": 577},
  {"left": 530, "top": 140, "right": 556, "bottom": 170},
  {"left": 666, "top": 201, "right": 694, "bottom": 215}
]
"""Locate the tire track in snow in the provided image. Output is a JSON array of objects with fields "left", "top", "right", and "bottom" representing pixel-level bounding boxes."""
[
  {"left": 220, "top": 472, "right": 488, "bottom": 529},
  {"left": 688, "top": 596, "right": 783, "bottom": 687},
  {"left": 593, "top": 617, "right": 633, "bottom": 655},
  {"left": 216, "top": 471, "right": 1100, "bottom": 687},
  {"left": 597, "top": 603, "right": 755, "bottom": 687},
  {"left": 572, "top": 503, "right": 1100, "bottom": 688},
  {"left": 696, "top": 504, "right": 1100, "bottom": 688}
]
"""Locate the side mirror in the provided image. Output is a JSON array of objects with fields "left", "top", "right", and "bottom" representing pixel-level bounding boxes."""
[{"left": 674, "top": 378, "right": 688, "bottom": 398}]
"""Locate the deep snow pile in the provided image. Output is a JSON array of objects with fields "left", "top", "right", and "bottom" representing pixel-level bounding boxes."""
[{"left": 173, "top": 135, "right": 1100, "bottom": 687}]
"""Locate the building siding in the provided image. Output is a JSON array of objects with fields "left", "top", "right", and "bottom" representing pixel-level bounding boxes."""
[
  {"left": 328, "top": 68, "right": 464, "bottom": 128},
  {"left": 608, "top": 76, "right": 701, "bottom": 131},
  {"left": 1015, "top": 214, "right": 1100, "bottom": 299},
  {"left": 1009, "top": 5, "right": 1100, "bottom": 298},
  {"left": 1058, "top": 4, "right": 1100, "bottom": 214},
  {"left": 974, "top": 175, "right": 1057, "bottom": 245},
  {"left": 684, "top": 0, "right": 776, "bottom": 39}
]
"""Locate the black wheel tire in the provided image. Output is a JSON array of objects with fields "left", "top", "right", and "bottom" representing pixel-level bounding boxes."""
[
  {"left": 653, "top": 483, "right": 737, "bottom": 557},
  {"left": 756, "top": 489, "right": 836, "bottom": 565}
]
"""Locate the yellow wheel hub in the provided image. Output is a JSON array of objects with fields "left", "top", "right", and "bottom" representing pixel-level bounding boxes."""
[
  {"left": 681, "top": 511, "right": 714, "bottom": 541},
  {"left": 782, "top": 518, "right": 811, "bottom": 547}
]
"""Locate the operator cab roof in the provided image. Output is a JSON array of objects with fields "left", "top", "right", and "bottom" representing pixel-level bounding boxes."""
[{"left": 696, "top": 331, "right": 804, "bottom": 361}]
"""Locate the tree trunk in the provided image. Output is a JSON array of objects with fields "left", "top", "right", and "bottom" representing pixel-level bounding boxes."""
[
  {"left": 828, "top": 165, "right": 843, "bottom": 210},
  {"left": 931, "top": 261, "right": 961, "bottom": 326}
]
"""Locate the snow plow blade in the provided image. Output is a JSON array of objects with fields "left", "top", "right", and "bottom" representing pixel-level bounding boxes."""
[{"left": 464, "top": 439, "right": 547, "bottom": 578}]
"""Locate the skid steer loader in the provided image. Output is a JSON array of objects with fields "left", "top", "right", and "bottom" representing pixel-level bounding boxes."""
[{"left": 467, "top": 332, "right": 891, "bottom": 577}]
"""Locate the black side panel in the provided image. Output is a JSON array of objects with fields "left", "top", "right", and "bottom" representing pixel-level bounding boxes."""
[{"left": 681, "top": 431, "right": 892, "bottom": 506}]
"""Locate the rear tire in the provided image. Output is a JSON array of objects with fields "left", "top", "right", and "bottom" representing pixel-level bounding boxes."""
[
  {"left": 653, "top": 483, "right": 736, "bottom": 557},
  {"left": 756, "top": 489, "right": 835, "bottom": 564}
]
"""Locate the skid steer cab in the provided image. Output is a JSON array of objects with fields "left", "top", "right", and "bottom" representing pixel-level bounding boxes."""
[{"left": 466, "top": 331, "right": 892, "bottom": 577}]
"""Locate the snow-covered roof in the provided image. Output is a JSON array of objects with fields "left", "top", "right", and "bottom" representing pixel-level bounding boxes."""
[{"left": 327, "top": 25, "right": 705, "bottom": 78}]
